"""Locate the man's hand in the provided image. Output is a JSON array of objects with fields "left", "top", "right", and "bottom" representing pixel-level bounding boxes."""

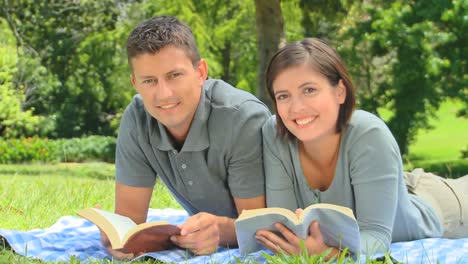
[
  {"left": 170, "top": 212, "right": 233, "bottom": 255},
  {"left": 94, "top": 204, "right": 135, "bottom": 260},
  {"left": 98, "top": 228, "right": 135, "bottom": 260},
  {"left": 255, "top": 220, "right": 340, "bottom": 260}
]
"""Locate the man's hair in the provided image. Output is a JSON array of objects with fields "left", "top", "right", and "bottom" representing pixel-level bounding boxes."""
[
  {"left": 126, "top": 15, "right": 201, "bottom": 66},
  {"left": 265, "top": 38, "right": 356, "bottom": 140}
]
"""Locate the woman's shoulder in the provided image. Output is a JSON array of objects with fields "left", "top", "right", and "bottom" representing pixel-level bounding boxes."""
[
  {"left": 344, "top": 110, "right": 399, "bottom": 151},
  {"left": 347, "top": 110, "right": 392, "bottom": 135},
  {"left": 261, "top": 115, "right": 295, "bottom": 154}
]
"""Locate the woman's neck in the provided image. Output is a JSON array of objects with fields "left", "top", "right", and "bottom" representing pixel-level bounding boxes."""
[{"left": 299, "top": 132, "right": 342, "bottom": 169}]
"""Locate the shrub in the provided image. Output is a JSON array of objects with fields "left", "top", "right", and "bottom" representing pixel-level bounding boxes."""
[
  {"left": 55, "top": 136, "right": 116, "bottom": 163},
  {"left": 0, "top": 136, "right": 57, "bottom": 163},
  {"left": 0, "top": 136, "right": 116, "bottom": 164}
]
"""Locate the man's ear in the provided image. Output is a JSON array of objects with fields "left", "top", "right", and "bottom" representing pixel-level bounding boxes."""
[
  {"left": 130, "top": 74, "right": 137, "bottom": 89},
  {"left": 337, "top": 79, "right": 346, "bottom": 104},
  {"left": 197, "top": 59, "right": 208, "bottom": 83}
]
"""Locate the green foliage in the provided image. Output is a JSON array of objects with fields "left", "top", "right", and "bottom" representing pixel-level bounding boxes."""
[
  {"left": 0, "top": 136, "right": 116, "bottom": 164},
  {"left": 55, "top": 136, "right": 116, "bottom": 163},
  {"left": 340, "top": 0, "right": 467, "bottom": 155},
  {"left": 405, "top": 159, "right": 467, "bottom": 179},
  {"left": 0, "top": 20, "right": 46, "bottom": 138},
  {"left": 141, "top": 0, "right": 259, "bottom": 94},
  {"left": 0, "top": 136, "right": 56, "bottom": 163},
  {"left": 0, "top": 80, "right": 44, "bottom": 138},
  {"left": 0, "top": 0, "right": 466, "bottom": 157},
  {"left": 1, "top": 1, "right": 130, "bottom": 137}
]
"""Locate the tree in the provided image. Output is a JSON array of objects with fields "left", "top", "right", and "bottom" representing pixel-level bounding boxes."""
[
  {"left": 0, "top": 19, "right": 44, "bottom": 138},
  {"left": 254, "top": 0, "right": 285, "bottom": 109},
  {"left": 1, "top": 0, "right": 132, "bottom": 137},
  {"left": 341, "top": 0, "right": 466, "bottom": 155}
]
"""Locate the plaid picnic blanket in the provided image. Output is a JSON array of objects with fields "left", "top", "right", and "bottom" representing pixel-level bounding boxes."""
[{"left": 0, "top": 208, "right": 467, "bottom": 263}]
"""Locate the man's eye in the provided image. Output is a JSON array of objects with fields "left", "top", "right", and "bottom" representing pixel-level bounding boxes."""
[
  {"left": 168, "top": 72, "right": 182, "bottom": 79},
  {"left": 142, "top": 79, "right": 155, "bottom": 84}
]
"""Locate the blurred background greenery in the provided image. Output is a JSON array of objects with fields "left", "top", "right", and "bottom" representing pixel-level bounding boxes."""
[{"left": 0, "top": 0, "right": 466, "bottom": 176}]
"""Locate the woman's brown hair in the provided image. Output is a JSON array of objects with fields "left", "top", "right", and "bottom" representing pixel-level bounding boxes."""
[{"left": 265, "top": 38, "right": 356, "bottom": 140}]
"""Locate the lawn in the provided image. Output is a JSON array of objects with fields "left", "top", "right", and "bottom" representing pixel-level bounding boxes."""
[
  {"left": 394, "top": 100, "right": 467, "bottom": 178},
  {"left": 0, "top": 163, "right": 180, "bottom": 230}
]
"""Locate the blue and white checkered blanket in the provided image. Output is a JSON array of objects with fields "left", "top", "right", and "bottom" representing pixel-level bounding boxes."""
[{"left": 0, "top": 209, "right": 467, "bottom": 263}]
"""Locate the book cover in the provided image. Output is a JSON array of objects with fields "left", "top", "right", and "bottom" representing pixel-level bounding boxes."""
[
  {"left": 234, "top": 203, "right": 360, "bottom": 255},
  {"left": 77, "top": 208, "right": 181, "bottom": 254}
]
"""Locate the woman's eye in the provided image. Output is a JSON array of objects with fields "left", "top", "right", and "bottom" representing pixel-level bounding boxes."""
[
  {"left": 304, "top": 87, "right": 316, "bottom": 94},
  {"left": 276, "top": 94, "right": 288, "bottom": 101}
]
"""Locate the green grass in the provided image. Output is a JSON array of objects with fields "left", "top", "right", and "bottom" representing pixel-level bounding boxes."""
[
  {"left": 0, "top": 162, "right": 180, "bottom": 263},
  {"left": 406, "top": 100, "right": 468, "bottom": 178},
  {"left": 381, "top": 100, "right": 468, "bottom": 178},
  {"left": 0, "top": 163, "right": 181, "bottom": 230},
  {"left": 408, "top": 100, "right": 467, "bottom": 162}
]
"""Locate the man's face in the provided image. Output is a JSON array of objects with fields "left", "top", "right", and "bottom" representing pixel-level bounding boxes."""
[{"left": 130, "top": 45, "right": 207, "bottom": 142}]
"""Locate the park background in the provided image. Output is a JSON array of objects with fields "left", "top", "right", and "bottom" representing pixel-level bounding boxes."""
[{"left": 0, "top": 0, "right": 467, "bottom": 263}]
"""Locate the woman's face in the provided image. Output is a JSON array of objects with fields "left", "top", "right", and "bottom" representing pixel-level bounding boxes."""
[{"left": 272, "top": 63, "right": 346, "bottom": 143}]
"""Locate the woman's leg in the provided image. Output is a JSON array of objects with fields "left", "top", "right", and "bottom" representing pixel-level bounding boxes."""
[{"left": 404, "top": 169, "right": 468, "bottom": 238}]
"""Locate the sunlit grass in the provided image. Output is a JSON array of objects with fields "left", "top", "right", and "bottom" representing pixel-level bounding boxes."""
[{"left": 0, "top": 163, "right": 181, "bottom": 230}]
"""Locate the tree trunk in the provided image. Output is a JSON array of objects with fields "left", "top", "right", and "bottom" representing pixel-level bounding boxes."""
[{"left": 254, "top": 0, "right": 285, "bottom": 110}]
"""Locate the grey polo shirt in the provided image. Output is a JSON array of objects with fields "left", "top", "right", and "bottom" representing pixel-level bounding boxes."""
[{"left": 115, "top": 79, "right": 271, "bottom": 218}]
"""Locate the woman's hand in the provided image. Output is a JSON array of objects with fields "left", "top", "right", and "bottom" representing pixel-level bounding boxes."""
[{"left": 255, "top": 220, "right": 340, "bottom": 259}]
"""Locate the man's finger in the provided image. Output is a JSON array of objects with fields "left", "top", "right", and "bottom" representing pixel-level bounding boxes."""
[{"left": 180, "top": 213, "right": 212, "bottom": 235}]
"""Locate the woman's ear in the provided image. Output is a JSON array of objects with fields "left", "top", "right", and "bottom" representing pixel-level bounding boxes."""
[{"left": 337, "top": 79, "right": 346, "bottom": 104}]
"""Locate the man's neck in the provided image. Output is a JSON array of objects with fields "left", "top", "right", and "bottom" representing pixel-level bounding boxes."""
[{"left": 166, "top": 129, "right": 186, "bottom": 152}]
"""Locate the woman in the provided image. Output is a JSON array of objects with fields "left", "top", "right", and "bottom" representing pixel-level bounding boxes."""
[{"left": 256, "top": 38, "right": 468, "bottom": 258}]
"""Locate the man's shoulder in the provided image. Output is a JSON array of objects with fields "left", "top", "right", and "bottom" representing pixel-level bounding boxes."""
[
  {"left": 204, "top": 79, "right": 267, "bottom": 111},
  {"left": 120, "top": 94, "right": 151, "bottom": 130}
]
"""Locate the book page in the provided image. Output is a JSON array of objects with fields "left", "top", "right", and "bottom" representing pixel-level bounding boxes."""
[
  {"left": 91, "top": 208, "right": 137, "bottom": 242},
  {"left": 301, "top": 203, "right": 356, "bottom": 221},
  {"left": 238, "top": 207, "right": 299, "bottom": 223}
]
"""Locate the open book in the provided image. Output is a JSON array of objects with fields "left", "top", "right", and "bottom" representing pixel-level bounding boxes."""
[
  {"left": 234, "top": 203, "right": 360, "bottom": 255},
  {"left": 77, "top": 208, "right": 181, "bottom": 254}
]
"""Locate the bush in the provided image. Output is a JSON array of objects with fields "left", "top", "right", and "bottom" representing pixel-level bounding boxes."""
[
  {"left": 0, "top": 136, "right": 57, "bottom": 163},
  {"left": 55, "top": 136, "right": 116, "bottom": 163},
  {"left": 407, "top": 159, "right": 468, "bottom": 179},
  {"left": 0, "top": 136, "right": 116, "bottom": 164}
]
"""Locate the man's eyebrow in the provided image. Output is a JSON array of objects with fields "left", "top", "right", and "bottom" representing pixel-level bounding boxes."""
[{"left": 137, "top": 75, "right": 157, "bottom": 79}]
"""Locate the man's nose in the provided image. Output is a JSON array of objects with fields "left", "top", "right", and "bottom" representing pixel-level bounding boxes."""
[{"left": 155, "top": 80, "right": 174, "bottom": 99}]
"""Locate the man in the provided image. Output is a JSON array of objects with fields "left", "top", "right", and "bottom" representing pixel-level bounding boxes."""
[{"left": 105, "top": 15, "right": 270, "bottom": 258}]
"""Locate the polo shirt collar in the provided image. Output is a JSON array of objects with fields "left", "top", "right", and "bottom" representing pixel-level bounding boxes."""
[{"left": 151, "top": 85, "right": 210, "bottom": 152}]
